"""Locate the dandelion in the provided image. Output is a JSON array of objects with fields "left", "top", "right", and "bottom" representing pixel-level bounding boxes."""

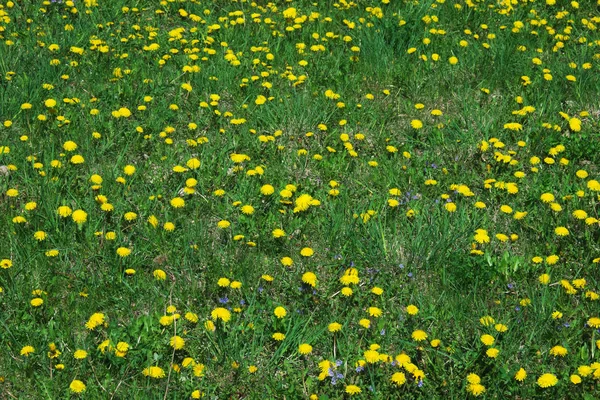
[
  {"left": 345, "top": 385, "right": 361, "bottom": 395},
  {"left": 20, "top": 345, "right": 35, "bottom": 356},
  {"left": 515, "top": 368, "right": 527, "bottom": 381},
  {"left": 211, "top": 307, "right": 231, "bottom": 323},
  {"left": 537, "top": 373, "right": 558, "bottom": 388},
  {"left": 143, "top": 366, "right": 166, "bottom": 379},
  {"left": 554, "top": 226, "right": 569, "bottom": 236},
  {"left": 116, "top": 247, "right": 131, "bottom": 257},
  {"left": 74, "top": 349, "right": 88, "bottom": 359},
  {"left": 391, "top": 372, "right": 406, "bottom": 386},
  {"left": 412, "top": 330, "right": 428, "bottom": 341},
  {"left": 274, "top": 307, "right": 286, "bottom": 318},
  {"left": 170, "top": 336, "right": 185, "bottom": 350},
  {"left": 302, "top": 272, "right": 317, "bottom": 287},
  {"left": 298, "top": 343, "right": 312, "bottom": 355},
  {"left": 300, "top": 247, "right": 314, "bottom": 257},
  {"left": 72, "top": 209, "right": 87, "bottom": 224},
  {"left": 85, "top": 313, "right": 106, "bottom": 330},
  {"left": 69, "top": 380, "right": 86, "bottom": 393},
  {"left": 587, "top": 317, "right": 600, "bottom": 328}
]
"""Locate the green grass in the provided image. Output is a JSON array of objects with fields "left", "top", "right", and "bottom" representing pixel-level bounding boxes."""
[{"left": 1, "top": 0, "right": 600, "bottom": 398}]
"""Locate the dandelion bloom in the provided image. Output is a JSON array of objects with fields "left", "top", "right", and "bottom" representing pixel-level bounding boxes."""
[
  {"left": 549, "top": 345, "right": 568, "bottom": 357},
  {"left": 143, "top": 366, "right": 166, "bottom": 379},
  {"left": 411, "top": 119, "right": 423, "bottom": 129},
  {"left": 300, "top": 247, "right": 314, "bottom": 257},
  {"left": 298, "top": 343, "right": 312, "bottom": 355},
  {"left": 274, "top": 306, "right": 287, "bottom": 318},
  {"left": 412, "top": 330, "right": 428, "bottom": 341},
  {"left": 391, "top": 372, "right": 406, "bottom": 386},
  {"left": 170, "top": 336, "right": 185, "bottom": 350},
  {"left": 74, "top": 349, "right": 88, "bottom": 359},
  {"left": 116, "top": 247, "right": 131, "bottom": 257},
  {"left": 406, "top": 305, "right": 419, "bottom": 315},
  {"left": 72, "top": 209, "right": 87, "bottom": 224},
  {"left": 515, "top": 368, "right": 527, "bottom": 381},
  {"left": 345, "top": 385, "right": 361, "bottom": 395},
  {"left": 211, "top": 307, "right": 231, "bottom": 323},
  {"left": 480, "top": 334, "right": 495, "bottom": 346},
  {"left": 20, "top": 345, "right": 35, "bottom": 356},
  {"left": 537, "top": 373, "right": 558, "bottom": 388},
  {"left": 85, "top": 313, "right": 105, "bottom": 330},
  {"left": 31, "top": 298, "right": 43, "bottom": 307},
  {"left": 554, "top": 226, "right": 569, "bottom": 236},
  {"left": 364, "top": 350, "right": 380, "bottom": 363},
  {"left": 302, "top": 272, "right": 317, "bottom": 287},
  {"left": 69, "top": 380, "right": 86, "bottom": 393},
  {"left": 467, "top": 383, "right": 486, "bottom": 396},
  {"left": 328, "top": 322, "right": 342, "bottom": 333},
  {"left": 587, "top": 317, "right": 600, "bottom": 328},
  {"left": 272, "top": 332, "right": 285, "bottom": 341}
]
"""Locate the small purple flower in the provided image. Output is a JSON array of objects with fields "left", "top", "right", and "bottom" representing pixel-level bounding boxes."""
[
  {"left": 335, "top": 360, "right": 343, "bottom": 367},
  {"left": 218, "top": 296, "right": 229, "bottom": 304},
  {"left": 380, "top": 329, "right": 386, "bottom": 336},
  {"left": 355, "top": 366, "right": 364, "bottom": 373},
  {"left": 418, "top": 379, "right": 424, "bottom": 388}
]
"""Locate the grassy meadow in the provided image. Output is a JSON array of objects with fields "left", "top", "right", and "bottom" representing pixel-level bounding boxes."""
[{"left": 1, "top": 0, "right": 600, "bottom": 398}]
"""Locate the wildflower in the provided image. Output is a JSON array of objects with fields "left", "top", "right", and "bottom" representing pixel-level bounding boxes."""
[
  {"left": 412, "top": 330, "right": 428, "bottom": 341},
  {"left": 588, "top": 317, "right": 600, "bottom": 328},
  {"left": 72, "top": 209, "right": 87, "bottom": 224},
  {"left": 480, "top": 334, "right": 495, "bottom": 346},
  {"left": 217, "top": 220, "right": 230, "bottom": 229},
  {"left": 170, "top": 336, "right": 185, "bottom": 350},
  {"left": 368, "top": 307, "right": 382, "bottom": 317},
  {"left": 537, "top": 373, "right": 558, "bottom": 388},
  {"left": 328, "top": 322, "right": 342, "bottom": 333},
  {"left": 467, "top": 383, "right": 486, "bottom": 396},
  {"left": 411, "top": 119, "right": 423, "bottom": 129},
  {"left": 486, "top": 348, "right": 499, "bottom": 358},
  {"left": 549, "top": 346, "right": 568, "bottom": 357},
  {"left": 85, "top": 313, "right": 105, "bottom": 330},
  {"left": 274, "top": 307, "right": 286, "bottom": 318},
  {"left": 153, "top": 270, "right": 166, "bottom": 280},
  {"left": 391, "top": 372, "right": 406, "bottom": 386},
  {"left": 170, "top": 197, "right": 185, "bottom": 208},
  {"left": 302, "top": 272, "right": 317, "bottom": 287},
  {"left": 300, "top": 247, "right": 314, "bottom": 257},
  {"left": 345, "top": 385, "right": 361, "bottom": 395},
  {"left": 69, "top": 380, "right": 86, "bottom": 393},
  {"left": 211, "top": 307, "right": 231, "bottom": 323},
  {"left": 20, "top": 346, "right": 35, "bottom": 356},
  {"left": 406, "top": 305, "right": 419, "bottom": 315},
  {"left": 116, "top": 247, "right": 131, "bottom": 257},
  {"left": 272, "top": 332, "right": 285, "bottom": 341},
  {"left": 554, "top": 226, "right": 569, "bottom": 236},
  {"left": 298, "top": 343, "right": 313, "bottom": 355},
  {"left": 143, "top": 366, "right": 166, "bottom": 379}
]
